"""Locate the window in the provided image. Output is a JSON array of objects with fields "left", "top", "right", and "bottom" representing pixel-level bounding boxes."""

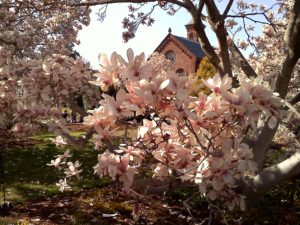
[
  {"left": 165, "top": 50, "right": 176, "bottom": 63},
  {"left": 176, "top": 68, "right": 186, "bottom": 76}
]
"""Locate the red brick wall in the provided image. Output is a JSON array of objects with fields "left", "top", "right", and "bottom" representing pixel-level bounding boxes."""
[{"left": 160, "top": 40, "right": 197, "bottom": 75}]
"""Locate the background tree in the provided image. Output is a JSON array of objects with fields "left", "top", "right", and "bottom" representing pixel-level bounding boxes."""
[{"left": 190, "top": 56, "right": 216, "bottom": 96}]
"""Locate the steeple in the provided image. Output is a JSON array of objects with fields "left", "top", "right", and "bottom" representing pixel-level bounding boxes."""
[{"left": 185, "top": 19, "right": 198, "bottom": 42}]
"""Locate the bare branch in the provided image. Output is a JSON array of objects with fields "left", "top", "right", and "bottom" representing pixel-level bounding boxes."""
[
  {"left": 275, "top": 0, "right": 300, "bottom": 99},
  {"left": 203, "top": 0, "right": 232, "bottom": 77},
  {"left": 222, "top": 0, "right": 234, "bottom": 18},
  {"left": 57, "top": 127, "right": 95, "bottom": 150},
  {"left": 289, "top": 91, "right": 300, "bottom": 105},
  {"left": 284, "top": 100, "right": 300, "bottom": 119},
  {"left": 227, "top": 36, "right": 258, "bottom": 78},
  {"left": 67, "top": 95, "right": 89, "bottom": 117}
]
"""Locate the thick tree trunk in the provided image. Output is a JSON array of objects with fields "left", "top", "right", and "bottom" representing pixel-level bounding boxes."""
[
  {"left": 243, "top": 151, "right": 300, "bottom": 201},
  {"left": 243, "top": 0, "right": 300, "bottom": 202}
]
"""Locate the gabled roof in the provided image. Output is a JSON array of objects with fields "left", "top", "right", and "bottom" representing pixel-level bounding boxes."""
[
  {"left": 153, "top": 33, "right": 205, "bottom": 59},
  {"left": 173, "top": 35, "right": 205, "bottom": 58}
]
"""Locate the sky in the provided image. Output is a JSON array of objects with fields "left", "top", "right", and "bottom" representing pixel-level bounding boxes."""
[
  {"left": 74, "top": 3, "right": 192, "bottom": 68},
  {"left": 74, "top": 1, "right": 275, "bottom": 69}
]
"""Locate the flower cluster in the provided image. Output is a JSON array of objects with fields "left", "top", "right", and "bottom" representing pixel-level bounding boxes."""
[
  {"left": 0, "top": 0, "right": 93, "bottom": 130},
  {"left": 80, "top": 49, "right": 283, "bottom": 210},
  {"left": 3, "top": 55, "right": 93, "bottom": 135},
  {"left": 48, "top": 150, "right": 82, "bottom": 191}
]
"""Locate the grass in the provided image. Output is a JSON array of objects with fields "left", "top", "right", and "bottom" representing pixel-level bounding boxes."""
[
  {"left": 1, "top": 131, "right": 109, "bottom": 204},
  {"left": 1, "top": 129, "right": 300, "bottom": 224}
]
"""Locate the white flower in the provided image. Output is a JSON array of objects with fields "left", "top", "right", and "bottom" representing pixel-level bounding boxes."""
[
  {"left": 56, "top": 178, "right": 71, "bottom": 192},
  {"left": 64, "top": 161, "right": 82, "bottom": 179},
  {"left": 47, "top": 157, "right": 64, "bottom": 168}
]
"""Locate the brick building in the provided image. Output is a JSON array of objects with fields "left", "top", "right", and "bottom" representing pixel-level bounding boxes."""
[{"left": 153, "top": 20, "right": 205, "bottom": 75}]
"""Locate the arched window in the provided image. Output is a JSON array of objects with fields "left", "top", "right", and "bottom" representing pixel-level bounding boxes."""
[
  {"left": 176, "top": 68, "right": 186, "bottom": 76},
  {"left": 165, "top": 50, "right": 176, "bottom": 63}
]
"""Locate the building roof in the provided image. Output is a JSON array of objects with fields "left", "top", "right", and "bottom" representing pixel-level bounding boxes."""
[{"left": 173, "top": 35, "right": 205, "bottom": 58}]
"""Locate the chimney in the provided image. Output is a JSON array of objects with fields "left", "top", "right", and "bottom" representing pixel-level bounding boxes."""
[{"left": 185, "top": 19, "right": 198, "bottom": 42}]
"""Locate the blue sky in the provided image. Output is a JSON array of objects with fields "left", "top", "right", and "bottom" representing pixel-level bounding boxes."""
[
  {"left": 75, "top": 3, "right": 192, "bottom": 68},
  {"left": 74, "top": 1, "right": 275, "bottom": 69}
]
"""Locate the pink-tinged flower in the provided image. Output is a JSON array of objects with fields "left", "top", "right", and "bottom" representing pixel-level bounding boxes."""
[
  {"left": 204, "top": 94, "right": 224, "bottom": 118},
  {"left": 202, "top": 74, "right": 232, "bottom": 94},
  {"left": 94, "top": 152, "right": 136, "bottom": 190},
  {"left": 64, "top": 161, "right": 82, "bottom": 179},
  {"left": 84, "top": 106, "right": 116, "bottom": 127},
  {"left": 122, "top": 48, "right": 152, "bottom": 81},
  {"left": 50, "top": 135, "right": 67, "bottom": 147},
  {"left": 118, "top": 146, "right": 145, "bottom": 164},
  {"left": 195, "top": 93, "right": 207, "bottom": 112},
  {"left": 89, "top": 71, "right": 114, "bottom": 91},
  {"left": 99, "top": 52, "right": 119, "bottom": 71},
  {"left": 222, "top": 87, "right": 252, "bottom": 105},
  {"left": 210, "top": 158, "right": 224, "bottom": 170},
  {"left": 195, "top": 159, "right": 211, "bottom": 184},
  {"left": 225, "top": 193, "right": 247, "bottom": 211},
  {"left": 168, "top": 145, "right": 195, "bottom": 170},
  {"left": 90, "top": 52, "right": 122, "bottom": 91},
  {"left": 48, "top": 150, "right": 72, "bottom": 168},
  {"left": 237, "top": 143, "right": 253, "bottom": 159},
  {"left": 137, "top": 119, "right": 156, "bottom": 139},
  {"left": 59, "top": 150, "right": 72, "bottom": 159},
  {"left": 56, "top": 178, "right": 71, "bottom": 192},
  {"left": 100, "top": 89, "right": 132, "bottom": 117},
  {"left": 238, "top": 40, "right": 249, "bottom": 50},
  {"left": 47, "top": 156, "right": 64, "bottom": 168},
  {"left": 93, "top": 125, "right": 119, "bottom": 147},
  {"left": 165, "top": 71, "right": 189, "bottom": 101},
  {"left": 153, "top": 163, "right": 171, "bottom": 178},
  {"left": 225, "top": 19, "right": 238, "bottom": 29}
]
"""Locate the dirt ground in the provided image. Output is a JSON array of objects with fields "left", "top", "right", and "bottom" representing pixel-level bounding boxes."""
[{"left": 1, "top": 186, "right": 215, "bottom": 225}]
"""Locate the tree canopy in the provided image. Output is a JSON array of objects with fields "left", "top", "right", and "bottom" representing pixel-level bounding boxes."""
[{"left": 1, "top": 0, "right": 300, "bottom": 212}]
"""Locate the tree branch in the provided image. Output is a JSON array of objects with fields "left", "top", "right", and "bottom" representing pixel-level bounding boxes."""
[
  {"left": 251, "top": 1, "right": 300, "bottom": 169},
  {"left": 243, "top": 151, "right": 300, "bottom": 199},
  {"left": 222, "top": 0, "right": 234, "bottom": 19},
  {"left": 57, "top": 127, "right": 95, "bottom": 150},
  {"left": 193, "top": 16, "right": 225, "bottom": 74},
  {"left": 227, "top": 36, "right": 258, "bottom": 78},
  {"left": 289, "top": 91, "right": 300, "bottom": 105},
  {"left": 203, "top": 0, "right": 232, "bottom": 77},
  {"left": 275, "top": 0, "right": 300, "bottom": 99},
  {"left": 67, "top": 95, "right": 89, "bottom": 117},
  {"left": 252, "top": 122, "right": 279, "bottom": 170}
]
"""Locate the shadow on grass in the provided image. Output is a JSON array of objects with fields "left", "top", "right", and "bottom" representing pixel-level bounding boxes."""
[{"left": 1, "top": 133, "right": 108, "bottom": 204}]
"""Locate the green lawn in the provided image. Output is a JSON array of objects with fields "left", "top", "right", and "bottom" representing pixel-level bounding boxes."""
[
  {"left": 1, "top": 131, "right": 299, "bottom": 224},
  {"left": 1, "top": 132, "right": 109, "bottom": 204}
]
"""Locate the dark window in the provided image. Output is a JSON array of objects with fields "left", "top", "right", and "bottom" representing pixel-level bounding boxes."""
[
  {"left": 165, "top": 50, "right": 176, "bottom": 63},
  {"left": 176, "top": 68, "right": 186, "bottom": 76}
]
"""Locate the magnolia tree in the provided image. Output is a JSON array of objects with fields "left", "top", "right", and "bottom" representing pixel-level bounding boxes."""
[
  {"left": 1, "top": 0, "right": 300, "bottom": 212},
  {"left": 0, "top": 0, "right": 98, "bottom": 131}
]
